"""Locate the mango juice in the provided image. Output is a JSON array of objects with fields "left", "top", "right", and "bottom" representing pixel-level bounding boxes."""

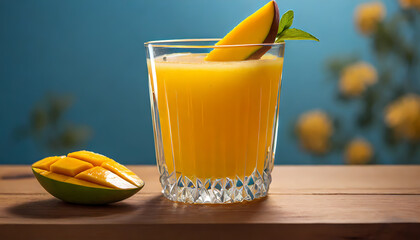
[{"left": 148, "top": 53, "right": 283, "bottom": 179}]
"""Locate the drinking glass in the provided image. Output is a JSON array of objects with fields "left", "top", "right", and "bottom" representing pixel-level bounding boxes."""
[{"left": 145, "top": 39, "right": 285, "bottom": 203}]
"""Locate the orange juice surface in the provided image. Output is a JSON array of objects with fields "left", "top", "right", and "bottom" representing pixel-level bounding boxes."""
[{"left": 149, "top": 53, "right": 283, "bottom": 179}]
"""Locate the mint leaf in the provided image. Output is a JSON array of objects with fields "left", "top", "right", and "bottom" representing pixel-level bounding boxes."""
[
  {"left": 275, "top": 10, "right": 319, "bottom": 43},
  {"left": 278, "top": 10, "right": 294, "bottom": 33},
  {"left": 276, "top": 28, "right": 319, "bottom": 42}
]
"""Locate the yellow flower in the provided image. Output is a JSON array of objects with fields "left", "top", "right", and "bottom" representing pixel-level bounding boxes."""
[
  {"left": 399, "top": 0, "right": 420, "bottom": 10},
  {"left": 296, "top": 110, "right": 333, "bottom": 154},
  {"left": 345, "top": 138, "right": 374, "bottom": 164},
  {"left": 385, "top": 94, "right": 420, "bottom": 141},
  {"left": 339, "top": 62, "right": 378, "bottom": 97},
  {"left": 354, "top": 2, "right": 386, "bottom": 35}
]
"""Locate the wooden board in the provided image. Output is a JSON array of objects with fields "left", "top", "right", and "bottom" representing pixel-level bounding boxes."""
[{"left": 1, "top": 165, "right": 420, "bottom": 239}]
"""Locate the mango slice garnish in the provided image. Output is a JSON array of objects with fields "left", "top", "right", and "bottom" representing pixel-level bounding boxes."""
[{"left": 205, "top": 1, "right": 279, "bottom": 61}]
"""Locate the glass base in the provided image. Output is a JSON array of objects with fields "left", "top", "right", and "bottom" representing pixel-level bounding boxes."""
[{"left": 159, "top": 168, "right": 272, "bottom": 204}]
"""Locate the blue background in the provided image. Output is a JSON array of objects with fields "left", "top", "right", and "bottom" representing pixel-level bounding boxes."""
[{"left": 0, "top": 0, "right": 408, "bottom": 165}]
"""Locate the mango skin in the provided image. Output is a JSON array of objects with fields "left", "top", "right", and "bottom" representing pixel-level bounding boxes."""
[{"left": 33, "top": 168, "right": 142, "bottom": 205}]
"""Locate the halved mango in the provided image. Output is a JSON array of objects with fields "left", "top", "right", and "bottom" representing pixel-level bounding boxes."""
[
  {"left": 205, "top": 0, "right": 279, "bottom": 61},
  {"left": 32, "top": 151, "right": 144, "bottom": 205},
  {"left": 33, "top": 170, "right": 140, "bottom": 205}
]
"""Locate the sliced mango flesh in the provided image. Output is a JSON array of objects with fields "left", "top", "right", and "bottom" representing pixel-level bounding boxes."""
[
  {"left": 32, "top": 156, "right": 63, "bottom": 171},
  {"left": 75, "top": 167, "right": 137, "bottom": 189},
  {"left": 32, "top": 151, "right": 143, "bottom": 190},
  {"left": 44, "top": 172, "right": 71, "bottom": 182},
  {"left": 102, "top": 161, "right": 144, "bottom": 187},
  {"left": 50, "top": 157, "right": 93, "bottom": 177},
  {"left": 65, "top": 178, "right": 110, "bottom": 189},
  {"left": 33, "top": 168, "right": 48, "bottom": 175},
  {"left": 68, "top": 150, "right": 113, "bottom": 166},
  {"left": 205, "top": 1, "right": 279, "bottom": 61}
]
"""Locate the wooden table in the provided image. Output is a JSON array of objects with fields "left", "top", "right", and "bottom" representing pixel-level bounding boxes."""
[{"left": 1, "top": 165, "right": 419, "bottom": 240}]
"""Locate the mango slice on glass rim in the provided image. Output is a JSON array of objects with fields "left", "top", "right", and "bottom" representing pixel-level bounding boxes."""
[
  {"left": 32, "top": 150, "right": 144, "bottom": 205},
  {"left": 205, "top": 0, "right": 279, "bottom": 61}
]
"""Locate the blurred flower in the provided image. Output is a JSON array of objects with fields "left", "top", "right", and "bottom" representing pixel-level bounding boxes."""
[
  {"left": 296, "top": 110, "right": 333, "bottom": 154},
  {"left": 399, "top": 0, "right": 420, "bottom": 10},
  {"left": 31, "top": 106, "right": 48, "bottom": 133},
  {"left": 15, "top": 93, "right": 92, "bottom": 154},
  {"left": 345, "top": 138, "right": 374, "bottom": 164},
  {"left": 339, "top": 62, "right": 378, "bottom": 97},
  {"left": 385, "top": 94, "right": 420, "bottom": 141},
  {"left": 354, "top": 1, "right": 386, "bottom": 35}
]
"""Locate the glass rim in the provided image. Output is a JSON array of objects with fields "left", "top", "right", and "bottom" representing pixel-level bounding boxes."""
[{"left": 144, "top": 38, "right": 285, "bottom": 49}]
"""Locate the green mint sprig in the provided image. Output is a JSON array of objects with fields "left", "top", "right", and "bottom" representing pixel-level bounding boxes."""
[{"left": 275, "top": 10, "right": 319, "bottom": 43}]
